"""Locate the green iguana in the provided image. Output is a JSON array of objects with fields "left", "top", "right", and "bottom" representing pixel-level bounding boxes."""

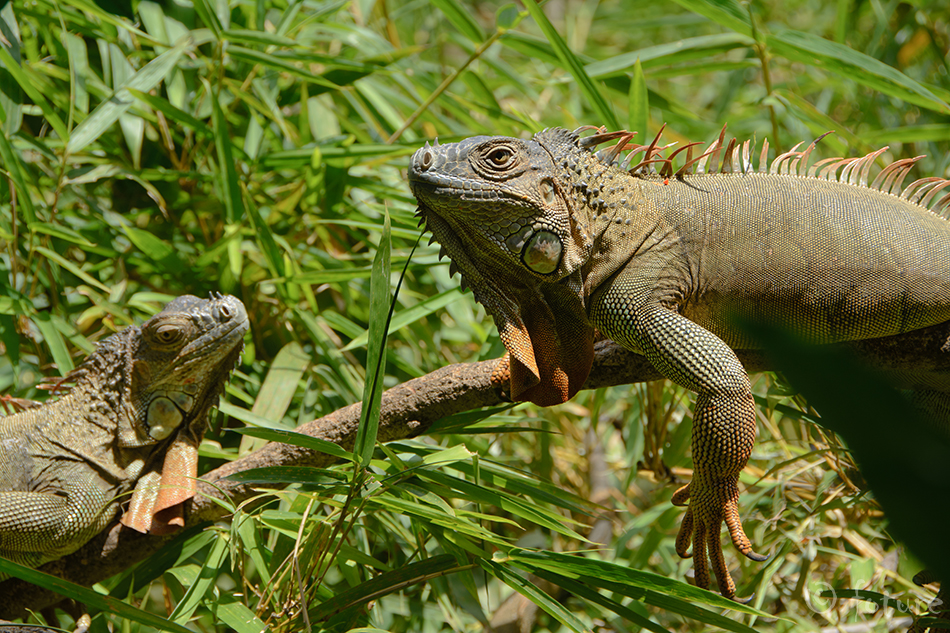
[
  {"left": 0, "top": 294, "right": 247, "bottom": 572},
  {"left": 407, "top": 126, "right": 950, "bottom": 601}
]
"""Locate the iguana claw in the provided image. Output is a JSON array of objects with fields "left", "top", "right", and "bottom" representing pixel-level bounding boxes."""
[{"left": 671, "top": 478, "right": 765, "bottom": 601}]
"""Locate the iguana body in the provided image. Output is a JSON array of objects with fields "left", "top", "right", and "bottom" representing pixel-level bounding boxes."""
[
  {"left": 408, "top": 127, "right": 950, "bottom": 599},
  {"left": 0, "top": 294, "right": 247, "bottom": 571}
]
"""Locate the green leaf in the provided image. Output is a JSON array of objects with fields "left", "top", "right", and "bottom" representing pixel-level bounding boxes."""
[
  {"left": 479, "top": 559, "right": 592, "bottom": 633},
  {"left": 240, "top": 341, "right": 310, "bottom": 455},
  {"left": 529, "top": 569, "right": 668, "bottom": 633},
  {"left": 310, "top": 555, "right": 460, "bottom": 621},
  {"left": 419, "top": 470, "right": 587, "bottom": 540},
  {"left": 867, "top": 124, "right": 950, "bottom": 144},
  {"left": 0, "top": 557, "right": 194, "bottom": 633},
  {"left": 628, "top": 58, "right": 648, "bottom": 136},
  {"left": 520, "top": 0, "right": 619, "bottom": 129},
  {"left": 0, "top": 39, "right": 68, "bottom": 142},
  {"left": 34, "top": 245, "right": 112, "bottom": 293},
  {"left": 0, "top": 2, "right": 24, "bottom": 135},
  {"left": 205, "top": 77, "right": 244, "bottom": 227},
  {"left": 669, "top": 0, "right": 753, "bottom": 38},
  {"left": 214, "top": 594, "right": 271, "bottom": 633},
  {"left": 508, "top": 550, "right": 769, "bottom": 629},
  {"left": 192, "top": 0, "right": 224, "bottom": 38},
  {"left": 28, "top": 222, "right": 94, "bottom": 247},
  {"left": 226, "top": 47, "right": 341, "bottom": 90},
  {"left": 31, "top": 312, "right": 73, "bottom": 374},
  {"left": 354, "top": 212, "right": 391, "bottom": 467},
  {"left": 225, "top": 466, "right": 347, "bottom": 485},
  {"left": 122, "top": 224, "right": 187, "bottom": 271},
  {"left": 67, "top": 36, "right": 191, "bottom": 154},
  {"left": 126, "top": 87, "right": 214, "bottom": 138},
  {"left": 229, "top": 427, "right": 355, "bottom": 463},
  {"left": 170, "top": 535, "right": 229, "bottom": 624},
  {"left": 431, "top": 0, "right": 486, "bottom": 43},
  {"left": 223, "top": 28, "right": 300, "bottom": 48},
  {"left": 587, "top": 33, "right": 752, "bottom": 78},
  {"left": 0, "top": 129, "right": 36, "bottom": 224},
  {"left": 343, "top": 287, "right": 464, "bottom": 350},
  {"left": 767, "top": 30, "right": 950, "bottom": 114}
]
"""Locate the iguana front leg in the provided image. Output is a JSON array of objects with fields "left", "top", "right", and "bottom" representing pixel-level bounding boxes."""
[
  {"left": 0, "top": 482, "right": 115, "bottom": 569},
  {"left": 591, "top": 294, "right": 766, "bottom": 599}
]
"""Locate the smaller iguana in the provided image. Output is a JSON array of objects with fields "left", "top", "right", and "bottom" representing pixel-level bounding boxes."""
[{"left": 0, "top": 293, "right": 248, "bottom": 572}]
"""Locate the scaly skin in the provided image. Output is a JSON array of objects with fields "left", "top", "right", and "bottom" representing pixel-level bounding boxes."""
[
  {"left": 408, "top": 127, "right": 950, "bottom": 601},
  {"left": 0, "top": 294, "right": 248, "bottom": 572}
]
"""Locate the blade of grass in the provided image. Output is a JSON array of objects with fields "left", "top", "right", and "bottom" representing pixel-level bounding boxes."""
[
  {"left": 354, "top": 211, "right": 391, "bottom": 467},
  {"left": 0, "top": 558, "right": 193, "bottom": 633},
  {"left": 628, "top": 58, "right": 648, "bottom": 135}
]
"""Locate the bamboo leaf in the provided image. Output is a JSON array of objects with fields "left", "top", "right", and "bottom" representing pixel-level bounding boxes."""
[
  {"left": 310, "top": 555, "right": 460, "bottom": 621},
  {"left": 0, "top": 41, "right": 68, "bottom": 142},
  {"left": 229, "top": 427, "right": 355, "bottom": 463},
  {"left": 239, "top": 342, "right": 310, "bottom": 454},
  {"left": 767, "top": 30, "right": 950, "bottom": 114},
  {"left": 0, "top": 558, "right": 194, "bottom": 633},
  {"left": 34, "top": 246, "right": 112, "bottom": 293},
  {"left": 67, "top": 37, "right": 191, "bottom": 154},
  {"left": 431, "top": 0, "right": 486, "bottom": 43},
  {"left": 126, "top": 87, "right": 214, "bottom": 138},
  {"left": 214, "top": 594, "right": 271, "bottom": 633},
  {"left": 669, "top": 0, "right": 753, "bottom": 38},
  {"left": 479, "top": 559, "right": 592, "bottom": 633},
  {"left": 0, "top": 129, "right": 36, "bottom": 224},
  {"left": 521, "top": 0, "right": 619, "bottom": 129},
  {"left": 628, "top": 58, "right": 648, "bottom": 136},
  {"left": 354, "top": 212, "right": 391, "bottom": 467},
  {"left": 587, "top": 33, "right": 752, "bottom": 78},
  {"left": 342, "top": 287, "right": 464, "bottom": 350}
]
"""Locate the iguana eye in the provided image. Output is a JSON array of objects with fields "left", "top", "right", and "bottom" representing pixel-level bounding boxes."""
[
  {"left": 470, "top": 141, "right": 525, "bottom": 179},
  {"left": 487, "top": 148, "right": 513, "bottom": 168},
  {"left": 154, "top": 325, "right": 183, "bottom": 344}
]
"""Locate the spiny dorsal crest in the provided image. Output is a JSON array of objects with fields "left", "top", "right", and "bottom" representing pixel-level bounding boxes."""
[{"left": 553, "top": 125, "right": 950, "bottom": 216}]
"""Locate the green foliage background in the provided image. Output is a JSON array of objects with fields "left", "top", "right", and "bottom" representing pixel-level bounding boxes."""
[{"left": 1, "top": 0, "right": 949, "bottom": 630}]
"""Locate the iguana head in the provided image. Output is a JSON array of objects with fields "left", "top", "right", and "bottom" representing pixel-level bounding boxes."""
[
  {"left": 408, "top": 130, "right": 595, "bottom": 406},
  {"left": 123, "top": 293, "right": 248, "bottom": 447},
  {"left": 100, "top": 293, "right": 248, "bottom": 534}
]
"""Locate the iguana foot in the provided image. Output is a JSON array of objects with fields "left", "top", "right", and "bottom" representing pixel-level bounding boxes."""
[{"left": 671, "top": 478, "right": 766, "bottom": 601}]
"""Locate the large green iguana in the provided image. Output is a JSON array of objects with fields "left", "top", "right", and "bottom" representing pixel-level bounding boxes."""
[
  {"left": 0, "top": 293, "right": 247, "bottom": 572},
  {"left": 407, "top": 127, "right": 950, "bottom": 600}
]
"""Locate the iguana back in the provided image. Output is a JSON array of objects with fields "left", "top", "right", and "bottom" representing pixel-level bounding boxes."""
[
  {"left": 0, "top": 294, "right": 248, "bottom": 571},
  {"left": 600, "top": 170, "right": 950, "bottom": 348}
]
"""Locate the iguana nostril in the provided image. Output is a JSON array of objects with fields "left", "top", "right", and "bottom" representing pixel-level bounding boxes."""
[{"left": 422, "top": 150, "right": 433, "bottom": 170}]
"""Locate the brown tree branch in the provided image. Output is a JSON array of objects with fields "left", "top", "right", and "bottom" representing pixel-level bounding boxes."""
[{"left": 2, "top": 323, "right": 948, "bottom": 617}]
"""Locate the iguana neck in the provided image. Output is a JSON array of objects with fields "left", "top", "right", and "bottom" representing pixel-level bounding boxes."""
[{"left": 55, "top": 327, "right": 138, "bottom": 433}]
